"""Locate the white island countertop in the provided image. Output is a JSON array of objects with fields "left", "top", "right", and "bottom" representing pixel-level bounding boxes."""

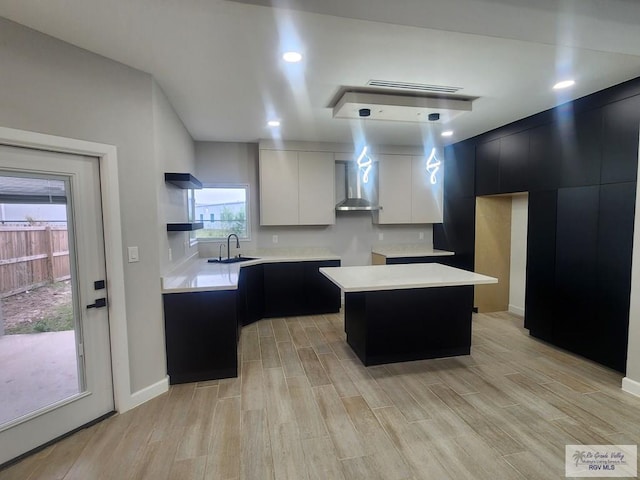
[
  {"left": 320, "top": 263, "right": 497, "bottom": 293},
  {"left": 162, "top": 248, "right": 340, "bottom": 293},
  {"left": 371, "top": 244, "right": 454, "bottom": 258}
]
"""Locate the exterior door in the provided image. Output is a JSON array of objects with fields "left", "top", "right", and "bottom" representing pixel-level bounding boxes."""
[{"left": 0, "top": 144, "right": 114, "bottom": 465}]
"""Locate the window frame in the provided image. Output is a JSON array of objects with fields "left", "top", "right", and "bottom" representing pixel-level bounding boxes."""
[{"left": 191, "top": 183, "right": 251, "bottom": 243}]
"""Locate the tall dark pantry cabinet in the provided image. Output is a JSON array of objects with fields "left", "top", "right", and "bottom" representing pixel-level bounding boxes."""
[{"left": 435, "top": 77, "right": 640, "bottom": 373}]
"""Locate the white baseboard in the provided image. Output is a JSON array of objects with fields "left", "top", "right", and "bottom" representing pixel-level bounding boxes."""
[
  {"left": 121, "top": 376, "right": 169, "bottom": 413},
  {"left": 622, "top": 377, "right": 640, "bottom": 398},
  {"left": 508, "top": 304, "right": 525, "bottom": 317}
]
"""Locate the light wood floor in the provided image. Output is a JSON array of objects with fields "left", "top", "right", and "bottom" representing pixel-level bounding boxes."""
[{"left": 2, "top": 311, "right": 640, "bottom": 480}]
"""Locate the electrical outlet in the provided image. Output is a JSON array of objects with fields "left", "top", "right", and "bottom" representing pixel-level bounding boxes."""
[
  {"left": 419, "top": 231, "right": 424, "bottom": 240},
  {"left": 272, "top": 235, "right": 278, "bottom": 244},
  {"left": 378, "top": 232, "right": 384, "bottom": 241},
  {"left": 168, "top": 248, "right": 172, "bottom": 262}
]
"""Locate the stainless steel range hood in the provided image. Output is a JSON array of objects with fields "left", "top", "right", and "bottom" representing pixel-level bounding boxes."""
[{"left": 335, "top": 160, "right": 379, "bottom": 211}]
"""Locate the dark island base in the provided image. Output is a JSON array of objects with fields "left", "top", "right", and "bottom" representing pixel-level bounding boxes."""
[{"left": 344, "top": 285, "right": 474, "bottom": 366}]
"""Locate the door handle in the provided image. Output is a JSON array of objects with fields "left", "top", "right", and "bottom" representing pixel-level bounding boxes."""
[{"left": 86, "top": 298, "right": 107, "bottom": 309}]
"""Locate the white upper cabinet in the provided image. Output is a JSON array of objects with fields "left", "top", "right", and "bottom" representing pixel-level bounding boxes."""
[
  {"left": 298, "top": 151, "right": 335, "bottom": 225},
  {"left": 259, "top": 149, "right": 299, "bottom": 225},
  {"left": 259, "top": 149, "right": 335, "bottom": 226},
  {"left": 375, "top": 153, "right": 443, "bottom": 224},
  {"left": 377, "top": 155, "right": 412, "bottom": 224},
  {"left": 411, "top": 155, "right": 443, "bottom": 223}
]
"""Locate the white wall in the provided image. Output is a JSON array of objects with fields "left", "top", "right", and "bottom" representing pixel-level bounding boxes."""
[
  {"left": 152, "top": 80, "right": 197, "bottom": 274},
  {"left": 624, "top": 135, "right": 640, "bottom": 396},
  {"left": 0, "top": 18, "right": 185, "bottom": 393},
  {"left": 195, "top": 141, "right": 434, "bottom": 266},
  {"left": 509, "top": 194, "right": 528, "bottom": 316}
]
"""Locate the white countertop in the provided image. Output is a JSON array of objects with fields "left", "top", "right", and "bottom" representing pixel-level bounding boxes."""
[
  {"left": 162, "top": 248, "right": 340, "bottom": 293},
  {"left": 320, "top": 263, "right": 497, "bottom": 293},
  {"left": 371, "top": 244, "right": 454, "bottom": 258}
]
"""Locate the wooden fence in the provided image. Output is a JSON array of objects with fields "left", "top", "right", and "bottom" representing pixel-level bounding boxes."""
[{"left": 0, "top": 226, "right": 70, "bottom": 298}]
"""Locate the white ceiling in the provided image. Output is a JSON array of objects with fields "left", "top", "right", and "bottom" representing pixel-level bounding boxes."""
[{"left": 1, "top": 0, "right": 640, "bottom": 147}]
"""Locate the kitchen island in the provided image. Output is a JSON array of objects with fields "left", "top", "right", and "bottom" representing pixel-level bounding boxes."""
[{"left": 320, "top": 263, "right": 497, "bottom": 366}]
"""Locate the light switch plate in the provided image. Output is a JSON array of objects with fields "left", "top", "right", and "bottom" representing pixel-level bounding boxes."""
[
  {"left": 419, "top": 231, "right": 424, "bottom": 240},
  {"left": 378, "top": 232, "right": 384, "bottom": 241},
  {"left": 272, "top": 235, "right": 278, "bottom": 244},
  {"left": 128, "top": 246, "right": 140, "bottom": 263}
]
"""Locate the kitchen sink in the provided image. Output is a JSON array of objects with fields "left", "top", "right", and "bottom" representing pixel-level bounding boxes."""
[{"left": 208, "top": 256, "right": 259, "bottom": 264}]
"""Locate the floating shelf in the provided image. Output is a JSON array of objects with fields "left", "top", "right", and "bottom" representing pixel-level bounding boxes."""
[
  {"left": 164, "top": 173, "right": 203, "bottom": 189},
  {"left": 167, "top": 222, "right": 204, "bottom": 232}
]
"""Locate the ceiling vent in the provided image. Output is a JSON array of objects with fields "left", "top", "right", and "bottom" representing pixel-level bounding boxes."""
[
  {"left": 367, "top": 80, "right": 462, "bottom": 94},
  {"left": 332, "top": 90, "right": 472, "bottom": 124}
]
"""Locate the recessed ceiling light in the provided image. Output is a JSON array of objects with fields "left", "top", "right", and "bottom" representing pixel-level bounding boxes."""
[
  {"left": 553, "top": 80, "right": 575, "bottom": 90},
  {"left": 282, "top": 51, "right": 302, "bottom": 63},
  {"left": 441, "top": 130, "right": 454, "bottom": 137},
  {"left": 267, "top": 120, "right": 281, "bottom": 127}
]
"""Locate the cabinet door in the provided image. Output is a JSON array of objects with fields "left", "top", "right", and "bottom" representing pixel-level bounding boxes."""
[
  {"left": 298, "top": 151, "right": 335, "bottom": 225},
  {"left": 595, "top": 182, "right": 636, "bottom": 372},
  {"left": 263, "top": 262, "right": 306, "bottom": 317},
  {"left": 554, "top": 186, "right": 599, "bottom": 355},
  {"left": 238, "top": 264, "right": 264, "bottom": 326},
  {"left": 259, "top": 149, "right": 299, "bottom": 225},
  {"left": 435, "top": 195, "right": 475, "bottom": 271},
  {"left": 524, "top": 190, "right": 557, "bottom": 340},
  {"left": 377, "top": 154, "right": 412, "bottom": 224},
  {"left": 303, "top": 260, "right": 341, "bottom": 314},
  {"left": 499, "top": 131, "right": 529, "bottom": 193},
  {"left": 475, "top": 139, "right": 500, "bottom": 195},
  {"left": 528, "top": 123, "right": 559, "bottom": 191},
  {"left": 163, "top": 291, "right": 238, "bottom": 383},
  {"left": 556, "top": 107, "right": 603, "bottom": 188},
  {"left": 444, "top": 142, "right": 475, "bottom": 198},
  {"left": 411, "top": 155, "right": 443, "bottom": 223},
  {"left": 601, "top": 97, "right": 640, "bottom": 184}
]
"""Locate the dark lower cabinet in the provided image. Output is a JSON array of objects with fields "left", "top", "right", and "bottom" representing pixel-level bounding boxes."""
[
  {"left": 386, "top": 256, "right": 456, "bottom": 267},
  {"left": 163, "top": 260, "right": 341, "bottom": 384},
  {"left": 303, "top": 261, "right": 341, "bottom": 314},
  {"left": 163, "top": 290, "right": 238, "bottom": 384},
  {"left": 263, "top": 260, "right": 340, "bottom": 317},
  {"left": 263, "top": 262, "right": 306, "bottom": 317},
  {"left": 238, "top": 264, "right": 264, "bottom": 326}
]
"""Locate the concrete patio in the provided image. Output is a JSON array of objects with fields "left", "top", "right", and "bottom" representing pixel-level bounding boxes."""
[{"left": 0, "top": 330, "right": 79, "bottom": 426}]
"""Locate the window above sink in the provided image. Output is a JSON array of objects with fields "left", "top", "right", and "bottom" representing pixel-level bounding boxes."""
[{"left": 189, "top": 185, "right": 250, "bottom": 242}]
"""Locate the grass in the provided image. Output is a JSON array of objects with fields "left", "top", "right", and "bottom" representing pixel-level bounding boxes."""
[{"left": 6, "top": 303, "right": 74, "bottom": 335}]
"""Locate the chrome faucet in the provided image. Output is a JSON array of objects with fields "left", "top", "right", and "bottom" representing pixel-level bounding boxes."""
[
  {"left": 227, "top": 233, "right": 240, "bottom": 260},
  {"left": 218, "top": 243, "right": 226, "bottom": 261}
]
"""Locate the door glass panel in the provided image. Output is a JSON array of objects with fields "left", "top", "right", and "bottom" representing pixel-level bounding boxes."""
[{"left": 0, "top": 173, "right": 84, "bottom": 428}]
